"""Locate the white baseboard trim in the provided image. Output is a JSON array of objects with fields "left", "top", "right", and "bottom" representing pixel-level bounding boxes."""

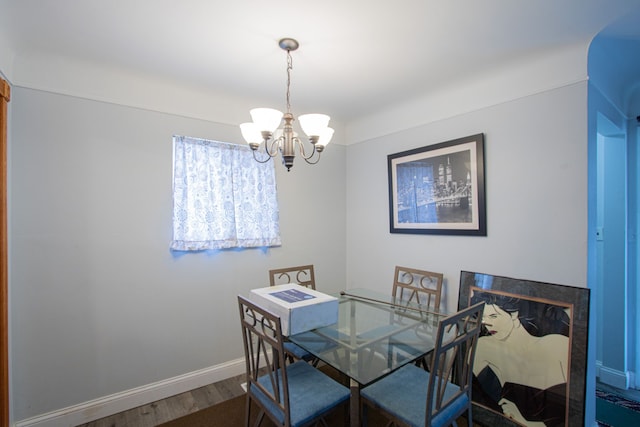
[
  {"left": 13, "top": 357, "right": 246, "bottom": 427},
  {"left": 596, "top": 361, "right": 632, "bottom": 390}
]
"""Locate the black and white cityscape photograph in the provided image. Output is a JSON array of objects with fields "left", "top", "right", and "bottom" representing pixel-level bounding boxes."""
[{"left": 388, "top": 134, "right": 486, "bottom": 235}]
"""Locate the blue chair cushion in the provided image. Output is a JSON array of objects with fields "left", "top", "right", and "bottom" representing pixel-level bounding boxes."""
[
  {"left": 361, "top": 363, "right": 469, "bottom": 427},
  {"left": 283, "top": 342, "right": 313, "bottom": 360},
  {"left": 249, "top": 361, "right": 350, "bottom": 427},
  {"left": 358, "top": 324, "right": 434, "bottom": 365},
  {"left": 358, "top": 323, "right": 433, "bottom": 346},
  {"left": 285, "top": 330, "right": 345, "bottom": 361},
  {"left": 286, "top": 339, "right": 340, "bottom": 359}
]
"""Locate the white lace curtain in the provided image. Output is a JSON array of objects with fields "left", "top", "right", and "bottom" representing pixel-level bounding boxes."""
[{"left": 171, "top": 135, "right": 281, "bottom": 251}]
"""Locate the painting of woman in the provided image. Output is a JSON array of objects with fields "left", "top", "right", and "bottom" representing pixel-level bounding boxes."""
[{"left": 470, "top": 289, "right": 571, "bottom": 427}]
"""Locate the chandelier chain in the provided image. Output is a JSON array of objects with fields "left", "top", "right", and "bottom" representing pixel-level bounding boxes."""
[{"left": 285, "top": 49, "right": 293, "bottom": 114}]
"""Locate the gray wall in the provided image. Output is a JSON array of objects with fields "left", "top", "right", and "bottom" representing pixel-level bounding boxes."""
[
  {"left": 9, "top": 87, "right": 347, "bottom": 420},
  {"left": 344, "top": 82, "right": 593, "bottom": 422},
  {"left": 346, "top": 83, "right": 589, "bottom": 304}
]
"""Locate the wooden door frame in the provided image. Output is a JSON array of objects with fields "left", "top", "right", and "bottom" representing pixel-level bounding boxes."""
[{"left": 1, "top": 77, "right": 10, "bottom": 427}]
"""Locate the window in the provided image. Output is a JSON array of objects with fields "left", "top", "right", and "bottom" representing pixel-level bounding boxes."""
[{"left": 171, "top": 135, "right": 281, "bottom": 251}]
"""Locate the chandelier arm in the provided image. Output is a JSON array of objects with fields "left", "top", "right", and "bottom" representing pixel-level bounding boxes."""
[
  {"left": 265, "top": 137, "right": 282, "bottom": 157},
  {"left": 296, "top": 139, "right": 321, "bottom": 163},
  {"left": 251, "top": 149, "right": 274, "bottom": 164},
  {"left": 303, "top": 151, "right": 322, "bottom": 165}
]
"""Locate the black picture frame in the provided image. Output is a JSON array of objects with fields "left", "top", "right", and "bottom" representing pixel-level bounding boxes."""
[
  {"left": 387, "top": 133, "right": 486, "bottom": 235},
  {"left": 458, "top": 271, "right": 591, "bottom": 427}
]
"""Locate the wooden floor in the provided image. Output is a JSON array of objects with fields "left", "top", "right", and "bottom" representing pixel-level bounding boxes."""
[
  {"left": 79, "top": 372, "right": 637, "bottom": 427},
  {"left": 76, "top": 372, "right": 247, "bottom": 427},
  {"left": 597, "top": 379, "right": 640, "bottom": 402}
]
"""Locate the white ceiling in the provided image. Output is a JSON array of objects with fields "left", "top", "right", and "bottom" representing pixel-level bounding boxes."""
[{"left": 1, "top": 0, "right": 640, "bottom": 125}]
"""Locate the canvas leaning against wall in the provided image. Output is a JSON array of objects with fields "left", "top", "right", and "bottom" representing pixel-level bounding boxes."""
[{"left": 458, "top": 271, "right": 590, "bottom": 427}]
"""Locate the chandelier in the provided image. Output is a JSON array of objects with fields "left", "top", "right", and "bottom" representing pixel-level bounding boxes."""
[{"left": 240, "top": 38, "right": 333, "bottom": 172}]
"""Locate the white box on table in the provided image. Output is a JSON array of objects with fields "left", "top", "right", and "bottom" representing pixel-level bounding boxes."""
[{"left": 249, "top": 284, "right": 338, "bottom": 336}]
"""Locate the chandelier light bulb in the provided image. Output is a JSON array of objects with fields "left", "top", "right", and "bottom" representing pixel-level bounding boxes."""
[
  {"left": 240, "top": 122, "right": 262, "bottom": 144},
  {"left": 298, "top": 114, "right": 330, "bottom": 137},
  {"left": 250, "top": 108, "right": 283, "bottom": 134},
  {"left": 317, "top": 127, "right": 335, "bottom": 148}
]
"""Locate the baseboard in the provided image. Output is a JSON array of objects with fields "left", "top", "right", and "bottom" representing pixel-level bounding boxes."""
[
  {"left": 597, "top": 361, "right": 632, "bottom": 390},
  {"left": 13, "top": 357, "right": 246, "bottom": 427}
]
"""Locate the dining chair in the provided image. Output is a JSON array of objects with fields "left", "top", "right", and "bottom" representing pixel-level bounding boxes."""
[
  {"left": 269, "top": 264, "right": 316, "bottom": 289},
  {"left": 237, "top": 295, "right": 350, "bottom": 427},
  {"left": 391, "top": 266, "right": 444, "bottom": 369},
  {"left": 353, "top": 267, "right": 444, "bottom": 370},
  {"left": 392, "top": 266, "right": 443, "bottom": 312},
  {"left": 268, "top": 264, "right": 318, "bottom": 363},
  {"left": 361, "top": 302, "right": 485, "bottom": 427}
]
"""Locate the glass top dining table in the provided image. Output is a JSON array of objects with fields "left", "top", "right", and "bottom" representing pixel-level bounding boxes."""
[{"left": 288, "top": 288, "right": 448, "bottom": 426}]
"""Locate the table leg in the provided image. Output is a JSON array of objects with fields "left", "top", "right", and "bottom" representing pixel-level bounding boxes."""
[{"left": 349, "top": 378, "right": 360, "bottom": 427}]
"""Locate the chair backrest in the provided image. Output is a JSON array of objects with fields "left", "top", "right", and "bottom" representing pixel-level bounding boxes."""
[
  {"left": 392, "top": 266, "right": 443, "bottom": 312},
  {"left": 269, "top": 264, "right": 316, "bottom": 289},
  {"left": 426, "top": 302, "right": 485, "bottom": 424},
  {"left": 237, "top": 296, "right": 291, "bottom": 424}
]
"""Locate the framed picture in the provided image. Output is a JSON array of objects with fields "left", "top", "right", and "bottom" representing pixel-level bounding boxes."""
[
  {"left": 387, "top": 133, "right": 486, "bottom": 235},
  {"left": 458, "top": 271, "right": 591, "bottom": 427}
]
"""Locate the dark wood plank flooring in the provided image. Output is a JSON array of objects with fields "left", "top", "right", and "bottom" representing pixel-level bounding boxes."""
[
  {"left": 76, "top": 372, "right": 246, "bottom": 427},
  {"left": 597, "top": 379, "right": 640, "bottom": 402},
  {"left": 79, "top": 370, "right": 632, "bottom": 426}
]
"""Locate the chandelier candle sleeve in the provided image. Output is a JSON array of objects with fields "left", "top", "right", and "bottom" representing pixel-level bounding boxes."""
[{"left": 239, "top": 37, "right": 333, "bottom": 171}]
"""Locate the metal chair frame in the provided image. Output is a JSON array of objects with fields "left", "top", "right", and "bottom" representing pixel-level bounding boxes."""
[
  {"left": 269, "top": 265, "right": 316, "bottom": 289},
  {"left": 361, "top": 302, "right": 485, "bottom": 427},
  {"left": 268, "top": 265, "right": 318, "bottom": 364},
  {"left": 392, "top": 266, "right": 443, "bottom": 313},
  {"left": 238, "top": 295, "right": 349, "bottom": 427}
]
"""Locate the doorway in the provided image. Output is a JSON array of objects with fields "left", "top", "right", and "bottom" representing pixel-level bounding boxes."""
[{"left": 595, "top": 114, "right": 630, "bottom": 390}]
